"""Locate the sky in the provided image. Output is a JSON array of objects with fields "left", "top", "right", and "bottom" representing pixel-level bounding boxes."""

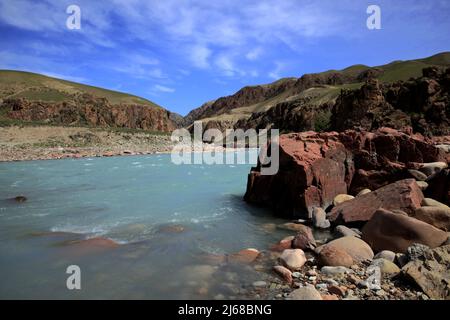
[{"left": 0, "top": 0, "right": 449, "bottom": 116}]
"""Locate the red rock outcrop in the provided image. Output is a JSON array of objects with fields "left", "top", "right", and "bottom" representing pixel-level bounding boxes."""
[{"left": 245, "top": 128, "right": 445, "bottom": 218}]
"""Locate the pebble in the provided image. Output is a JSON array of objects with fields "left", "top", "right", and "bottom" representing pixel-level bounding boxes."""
[
  {"left": 320, "top": 266, "right": 353, "bottom": 276},
  {"left": 253, "top": 281, "right": 267, "bottom": 288}
]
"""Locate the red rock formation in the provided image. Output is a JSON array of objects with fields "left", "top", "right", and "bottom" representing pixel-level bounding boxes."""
[{"left": 245, "top": 128, "right": 445, "bottom": 218}]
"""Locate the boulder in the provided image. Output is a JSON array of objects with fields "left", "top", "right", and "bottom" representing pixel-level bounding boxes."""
[
  {"left": 279, "top": 249, "right": 307, "bottom": 271},
  {"left": 317, "top": 245, "right": 354, "bottom": 267},
  {"left": 420, "top": 162, "right": 448, "bottom": 177},
  {"left": 356, "top": 189, "right": 371, "bottom": 196},
  {"left": 334, "top": 225, "right": 361, "bottom": 239},
  {"left": 292, "top": 225, "right": 317, "bottom": 250},
  {"left": 422, "top": 198, "right": 450, "bottom": 210},
  {"left": 411, "top": 206, "right": 450, "bottom": 231},
  {"left": 425, "top": 169, "right": 450, "bottom": 206},
  {"left": 402, "top": 245, "right": 450, "bottom": 300},
  {"left": 277, "top": 222, "right": 311, "bottom": 232},
  {"left": 416, "top": 181, "right": 428, "bottom": 191},
  {"left": 317, "top": 236, "right": 374, "bottom": 263},
  {"left": 289, "top": 286, "right": 323, "bottom": 300},
  {"left": 312, "top": 207, "right": 330, "bottom": 229},
  {"left": 333, "top": 194, "right": 354, "bottom": 206},
  {"left": 371, "top": 258, "right": 400, "bottom": 276},
  {"left": 270, "top": 236, "right": 294, "bottom": 252},
  {"left": 329, "top": 179, "right": 424, "bottom": 224},
  {"left": 362, "top": 209, "right": 448, "bottom": 253},
  {"left": 374, "top": 250, "right": 396, "bottom": 262},
  {"left": 407, "top": 169, "right": 428, "bottom": 181}
]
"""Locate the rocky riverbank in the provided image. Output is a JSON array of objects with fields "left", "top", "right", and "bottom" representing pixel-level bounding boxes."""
[{"left": 239, "top": 127, "right": 450, "bottom": 300}]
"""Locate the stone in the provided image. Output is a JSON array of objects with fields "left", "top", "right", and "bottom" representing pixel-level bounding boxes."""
[
  {"left": 357, "top": 189, "right": 372, "bottom": 197},
  {"left": 334, "top": 225, "right": 361, "bottom": 238},
  {"left": 277, "top": 222, "right": 310, "bottom": 232},
  {"left": 270, "top": 236, "right": 294, "bottom": 252},
  {"left": 317, "top": 236, "right": 374, "bottom": 263},
  {"left": 273, "top": 265, "right": 293, "bottom": 284},
  {"left": 292, "top": 225, "right": 317, "bottom": 250},
  {"left": 289, "top": 285, "right": 323, "bottom": 300},
  {"left": 329, "top": 179, "right": 424, "bottom": 224},
  {"left": 362, "top": 209, "right": 448, "bottom": 253},
  {"left": 422, "top": 198, "right": 450, "bottom": 210},
  {"left": 406, "top": 243, "right": 430, "bottom": 261},
  {"left": 252, "top": 281, "right": 267, "bottom": 288},
  {"left": 64, "top": 237, "right": 119, "bottom": 256},
  {"left": 279, "top": 249, "right": 307, "bottom": 271},
  {"left": 416, "top": 181, "right": 429, "bottom": 191},
  {"left": 317, "top": 245, "right": 354, "bottom": 267},
  {"left": 333, "top": 194, "right": 355, "bottom": 206},
  {"left": 11, "top": 195, "right": 27, "bottom": 203},
  {"left": 321, "top": 294, "right": 339, "bottom": 300},
  {"left": 328, "top": 285, "right": 346, "bottom": 297},
  {"left": 371, "top": 258, "right": 400, "bottom": 276},
  {"left": 228, "top": 248, "right": 260, "bottom": 264},
  {"left": 411, "top": 206, "right": 450, "bottom": 231},
  {"left": 408, "top": 169, "right": 428, "bottom": 181},
  {"left": 158, "top": 224, "right": 185, "bottom": 233},
  {"left": 420, "top": 162, "right": 448, "bottom": 177},
  {"left": 374, "top": 250, "right": 396, "bottom": 262},
  {"left": 312, "top": 207, "right": 330, "bottom": 229},
  {"left": 320, "top": 266, "right": 353, "bottom": 276},
  {"left": 425, "top": 169, "right": 450, "bottom": 206},
  {"left": 402, "top": 245, "right": 450, "bottom": 300}
]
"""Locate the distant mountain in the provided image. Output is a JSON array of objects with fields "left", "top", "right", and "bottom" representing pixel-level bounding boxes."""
[
  {"left": 0, "top": 70, "right": 178, "bottom": 132},
  {"left": 185, "top": 52, "right": 450, "bottom": 135}
]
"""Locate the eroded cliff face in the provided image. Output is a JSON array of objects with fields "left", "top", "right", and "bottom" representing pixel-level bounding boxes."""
[
  {"left": 332, "top": 67, "right": 450, "bottom": 136},
  {"left": 1, "top": 93, "right": 176, "bottom": 132}
]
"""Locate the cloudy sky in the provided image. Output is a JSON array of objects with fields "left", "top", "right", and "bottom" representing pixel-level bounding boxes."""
[{"left": 0, "top": 0, "right": 449, "bottom": 115}]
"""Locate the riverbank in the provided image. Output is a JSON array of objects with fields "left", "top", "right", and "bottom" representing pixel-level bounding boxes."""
[{"left": 0, "top": 125, "right": 175, "bottom": 162}]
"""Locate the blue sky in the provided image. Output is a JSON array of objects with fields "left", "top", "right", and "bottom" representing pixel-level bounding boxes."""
[{"left": 0, "top": 0, "right": 449, "bottom": 115}]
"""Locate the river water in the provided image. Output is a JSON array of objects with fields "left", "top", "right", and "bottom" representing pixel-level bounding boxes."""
[{"left": 0, "top": 151, "right": 293, "bottom": 299}]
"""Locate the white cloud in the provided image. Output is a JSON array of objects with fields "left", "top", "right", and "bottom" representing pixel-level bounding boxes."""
[
  {"left": 246, "top": 48, "right": 263, "bottom": 61},
  {"left": 189, "top": 45, "right": 211, "bottom": 69},
  {"left": 152, "top": 84, "right": 175, "bottom": 93},
  {"left": 268, "top": 61, "right": 287, "bottom": 80}
]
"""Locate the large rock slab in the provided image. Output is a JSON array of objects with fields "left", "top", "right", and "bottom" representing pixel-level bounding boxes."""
[
  {"left": 402, "top": 245, "right": 450, "bottom": 300},
  {"left": 362, "top": 209, "right": 448, "bottom": 253},
  {"left": 329, "top": 179, "right": 424, "bottom": 224}
]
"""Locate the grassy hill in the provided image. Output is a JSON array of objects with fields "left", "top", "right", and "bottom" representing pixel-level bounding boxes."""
[{"left": 0, "top": 70, "right": 162, "bottom": 108}]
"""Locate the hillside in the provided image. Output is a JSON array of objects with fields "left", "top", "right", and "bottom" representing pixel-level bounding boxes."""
[
  {"left": 0, "top": 70, "right": 177, "bottom": 132},
  {"left": 185, "top": 52, "right": 450, "bottom": 133}
]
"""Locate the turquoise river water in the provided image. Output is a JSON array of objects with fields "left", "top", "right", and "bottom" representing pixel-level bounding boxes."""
[{"left": 0, "top": 151, "right": 294, "bottom": 299}]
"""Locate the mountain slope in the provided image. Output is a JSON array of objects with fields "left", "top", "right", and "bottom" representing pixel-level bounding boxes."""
[
  {"left": 185, "top": 52, "right": 450, "bottom": 132},
  {"left": 0, "top": 70, "right": 177, "bottom": 132}
]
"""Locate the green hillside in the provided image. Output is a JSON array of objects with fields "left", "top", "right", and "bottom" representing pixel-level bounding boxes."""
[{"left": 0, "top": 70, "right": 162, "bottom": 108}]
